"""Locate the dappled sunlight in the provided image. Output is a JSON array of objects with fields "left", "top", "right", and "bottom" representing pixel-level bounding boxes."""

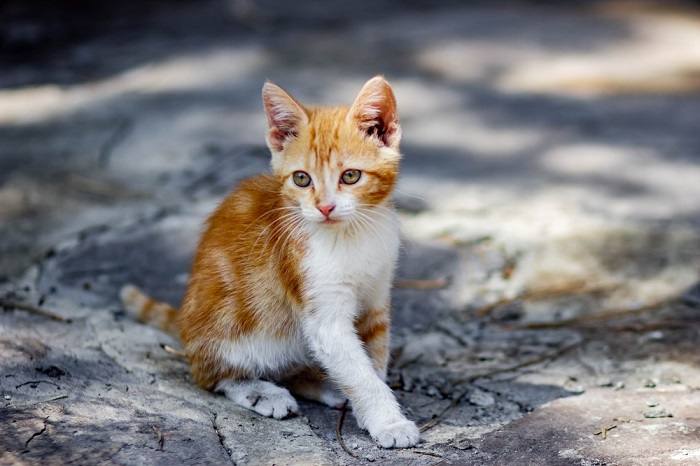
[
  {"left": 406, "top": 111, "right": 544, "bottom": 157},
  {"left": 0, "top": 46, "right": 267, "bottom": 124},
  {"left": 3, "top": 1, "right": 700, "bottom": 463},
  {"left": 540, "top": 144, "right": 700, "bottom": 217},
  {"left": 417, "top": 3, "right": 700, "bottom": 96}
]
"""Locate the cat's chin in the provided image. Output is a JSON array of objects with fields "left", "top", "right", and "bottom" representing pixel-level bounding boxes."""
[{"left": 312, "top": 218, "right": 348, "bottom": 229}]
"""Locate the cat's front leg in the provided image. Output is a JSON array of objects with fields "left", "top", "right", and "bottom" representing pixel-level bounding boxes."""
[{"left": 301, "top": 290, "right": 419, "bottom": 448}]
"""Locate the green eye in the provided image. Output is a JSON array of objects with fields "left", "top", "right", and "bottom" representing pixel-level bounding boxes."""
[
  {"left": 341, "top": 169, "right": 361, "bottom": 185},
  {"left": 292, "top": 171, "right": 311, "bottom": 187}
]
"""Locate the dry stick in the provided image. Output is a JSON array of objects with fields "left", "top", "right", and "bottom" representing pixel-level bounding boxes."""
[
  {"left": 336, "top": 400, "right": 359, "bottom": 458},
  {"left": 0, "top": 299, "right": 71, "bottom": 323},
  {"left": 13, "top": 394, "right": 68, "bottom": 409},
  {"left": 607, "top": 320, "right": 687, "bottom": 332},
  {"left": 15, "top": 380, "right": 60, "bottom": 390},
  {"left": 517, "top": 299, "right": 672, "bottom": 330},
  {"left": 413, "top": 449, "right": 443, "bottom": 458},
  {"left": 160, "top": 343, "right": 187, "bottom": 358},
  {"left": 420, "top": 341, "right": 582, "bottom": 433},
  {"left": 152, "top": 425, "right": 165, "bottom": 451},
  {"left": 395, "top": 278, "right": 449, "bottom": 290},
  {"left": 474, "top": 282, "right": 613, "bottom": 318},
  {"left": 594, "top": 424, "right": 617, "bottom": 440}
]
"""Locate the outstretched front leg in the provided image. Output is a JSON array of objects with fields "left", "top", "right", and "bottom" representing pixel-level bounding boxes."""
[
  {"left": 302, "top": 289, "right": 419, "bottom": 449},
  {"left": 356, "top": 306, "right": 391, "bottom": 380}
]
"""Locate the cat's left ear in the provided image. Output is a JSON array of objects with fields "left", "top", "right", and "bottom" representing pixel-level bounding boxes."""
[
  {"left": 348, "top": 76, "right": 401, "bottom": 148},
  {"left": 262, "top": 81, "right": 308, "bottom": 152}
]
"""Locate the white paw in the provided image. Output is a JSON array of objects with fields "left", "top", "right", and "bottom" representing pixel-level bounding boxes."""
[
  {"left": 318, "top": 387, "right": 347, "bottom": 409},
  {"left": 370, "top": 418, "right": 420, "bottom": 449},
  {"left": 225, "top": 380, "right": 299, "bottom": 419}
]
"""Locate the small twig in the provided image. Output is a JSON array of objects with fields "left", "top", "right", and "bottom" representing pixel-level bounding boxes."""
[
  {"left": 474, "top": 282, "right": 613, "bottom": 317},
  {"left": 594, "top": 424, "right": 617, "bottom": 439},
  {"left": 395, "top": 278, "right": 448, "bottom": 290},
  {"left": 413, "top": 449, "right": 443, "bottom": 458},
  {"left": 517, "top": 300, "right": 671, "bottom": 330},
  {"left": 160, "top": 343, "right": 187, "bottom": 358},
  {"left": 0, "top": 299, "right": 71, "bottom": 323},
  {"left": 336, "top": 400, "right": 359, "bottom": 458},
  {"left": 10, "top": 394, "right": 68, "bottom": 409},
  {"left": 420, "top": 341, "right": 581, "bottom": 433},
  {"left": 152, "top": 425, "right": 165, "bottom": 451},
  {"left": 607, "top": 320, "right": 688, "bottom": 332},
  {"left": 15, "top": 380, "right": 60, "bottom": 390}
]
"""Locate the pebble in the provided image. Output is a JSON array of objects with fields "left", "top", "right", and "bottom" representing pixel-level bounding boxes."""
[
  {"left": 567, "top": 385, "right": 586, "bottom": 395},
  {"left": 643, "top": 407, "right": 672, "bottom": 418},
  {"left": 596, "top": 378, "right": 613, "bottom": 388},
  {"left": 644, "top": 380, "right": 657, "bottom": 388},
  {"left": 469, "top": 389, "right": 496, "bottom": 407},
  {"left": 3, "top": 394, "right": 10, "bottom": 400},
  {"left": 613, "top": 381, "right": 625, "bottom": 390},
  {"left": 646, "top": 400, "right": 659, "bottom": 407}
]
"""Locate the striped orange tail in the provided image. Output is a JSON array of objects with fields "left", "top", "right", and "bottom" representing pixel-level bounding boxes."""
[{"left": 119, "top": 285, "right": 179, "bottom": 336}]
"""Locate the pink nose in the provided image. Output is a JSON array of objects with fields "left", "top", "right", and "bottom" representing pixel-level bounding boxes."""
[{"left": 317, "top": 204, "right": 336, "bottom": 218}]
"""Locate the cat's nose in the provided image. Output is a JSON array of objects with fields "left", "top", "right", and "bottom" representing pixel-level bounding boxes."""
[{"left": 317, "top": 204, "right": 336, "bottom": 218}]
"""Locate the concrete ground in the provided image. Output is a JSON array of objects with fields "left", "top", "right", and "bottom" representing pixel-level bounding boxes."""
[{"left": 1, "top": 1, "right": 700, "bottom": 464}]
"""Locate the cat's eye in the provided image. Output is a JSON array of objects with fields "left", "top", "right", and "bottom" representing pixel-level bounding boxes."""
[
  {"left": 292, "top": 171, "right": 311, "bottom": 187},
  {"left": 341, "top": 169, "right": 361, "bottom": 185}
]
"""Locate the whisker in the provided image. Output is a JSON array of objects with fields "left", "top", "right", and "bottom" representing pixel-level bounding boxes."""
[
  {"left": 250, "top": 211, "right": 301, "bottom": 251},
  {"left": 241, "top": 206, "right": 300, "bottom": 234},
  {"left": 272, "top": 217, "right": 305, "bottom": 259},
  {"left": 354, "top": 210, "right": 390, "bottom": 254}
]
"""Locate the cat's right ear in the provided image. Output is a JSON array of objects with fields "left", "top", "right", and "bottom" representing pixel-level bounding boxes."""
[{"left": 262, "top": 81, "right": 308, "bottom": 152}]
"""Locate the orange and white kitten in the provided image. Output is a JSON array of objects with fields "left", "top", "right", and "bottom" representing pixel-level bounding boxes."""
[{"left": 121, "top": 76, "right": 419, "bottom": 448}]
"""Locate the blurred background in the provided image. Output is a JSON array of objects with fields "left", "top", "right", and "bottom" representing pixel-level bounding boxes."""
[{"left": 2, "top": 1, "right": 700, "bottom": 464}]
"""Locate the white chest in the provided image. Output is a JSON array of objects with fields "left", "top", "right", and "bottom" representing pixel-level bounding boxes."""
[{"left": 303, "top": 213, "right": 400, "bottom": 299}]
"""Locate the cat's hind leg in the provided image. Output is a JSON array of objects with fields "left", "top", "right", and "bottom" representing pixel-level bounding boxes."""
[
  {"left": 216, "top": 379, "right": 299, "bottom": 419},
  {"left": 284, "top": 367, "right": 346, "bottom": 409}
]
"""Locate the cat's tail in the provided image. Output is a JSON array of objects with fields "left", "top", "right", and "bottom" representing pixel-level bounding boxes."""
[{"left": 119, "top": 284, "right": 179, "bottom": 336}]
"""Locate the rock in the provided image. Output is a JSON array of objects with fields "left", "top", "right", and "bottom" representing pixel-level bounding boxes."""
[
  {"left": 643, "top": 407, "right": 673, "bottom": 419},
  {"left": 469, "top": 389, "right": 496, "bottom": 407}
]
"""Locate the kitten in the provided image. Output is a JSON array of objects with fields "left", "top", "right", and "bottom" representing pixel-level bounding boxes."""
[{"left": 120, "top": 76, "right": 419, "bottom": 448}]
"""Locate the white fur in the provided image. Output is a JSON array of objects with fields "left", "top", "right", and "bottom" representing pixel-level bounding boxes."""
[
  {"left": 216, "top": 202, "right": 418, "bottom": 447},
  {"left": 300, "top": 206, "right": 419, "bottom": 448},
  {"left": 217, "top": 333, "right": 310, "bottom": 379}
]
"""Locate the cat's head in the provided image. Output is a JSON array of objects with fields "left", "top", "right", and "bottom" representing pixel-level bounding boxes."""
[{"left": 262, "top": 76, "right": 401, "bottom": 227}]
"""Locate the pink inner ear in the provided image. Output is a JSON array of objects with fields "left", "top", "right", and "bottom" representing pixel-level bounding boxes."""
[
  {"left": 267, "top": 127, "right": 292, "bottom": 152},
  {"left": 263, "top": 83, "right": 306, "bottom": 151},
  {"left": 356, "top": 107, "right": 398, "bottom": 147},
  {"left": 351, "top": 78, "right": 399, "bottom": 147}
]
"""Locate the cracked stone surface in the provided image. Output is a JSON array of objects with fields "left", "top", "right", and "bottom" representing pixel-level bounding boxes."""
[{"left": 2, "top": 1, "right": 700, "bottom": 465}]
